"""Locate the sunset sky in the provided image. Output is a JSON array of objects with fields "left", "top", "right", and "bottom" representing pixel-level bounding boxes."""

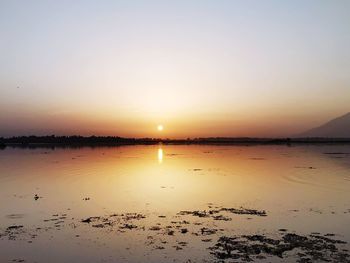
[{"left": 1, "top": 0, "right": 349, "bottom": 138}]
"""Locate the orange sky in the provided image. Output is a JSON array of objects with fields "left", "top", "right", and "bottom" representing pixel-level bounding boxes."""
[{"left": 0, "top": 1, "right": 349, "bottom": 138}]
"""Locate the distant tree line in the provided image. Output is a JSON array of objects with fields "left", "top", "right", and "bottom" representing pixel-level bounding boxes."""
[
  {"left": 0, "top": 135, "right": 161, "bottom": 148},
  {"left": 1, "top": 135, "right": 350, "bottom": 149}
]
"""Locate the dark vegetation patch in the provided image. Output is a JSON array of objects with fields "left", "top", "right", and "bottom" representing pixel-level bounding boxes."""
[
  {"left": 1, "top": 225, "right": 26, "bottom": 241},
  {"left": 209, "top": 233, "right": 349, "bottom": 262},
  {"left": 81, "top": 213, "right": 146, "bottom": 231},
  {"left": 178, "top": 207, "right": 267, "bottom": 218}
]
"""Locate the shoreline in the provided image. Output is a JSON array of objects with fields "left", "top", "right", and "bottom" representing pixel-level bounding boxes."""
[{"left": 2, "top": 137, "right": 350, "bottom": 149}]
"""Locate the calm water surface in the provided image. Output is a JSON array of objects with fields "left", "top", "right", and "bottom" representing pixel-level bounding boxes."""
[{"left": 0, "top": 145, "right": 350, "bottom": 262}]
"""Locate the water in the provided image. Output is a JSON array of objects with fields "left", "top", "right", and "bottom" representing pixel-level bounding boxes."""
[{"left": 0, "top": 145, "right": 350, "bottom": 262}]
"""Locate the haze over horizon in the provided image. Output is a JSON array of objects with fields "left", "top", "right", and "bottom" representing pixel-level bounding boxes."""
[{"left": 1, "top": 1, "right": 350, "bottom": 138}]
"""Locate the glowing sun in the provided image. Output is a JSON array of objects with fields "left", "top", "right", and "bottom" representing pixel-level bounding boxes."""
[{"left": 157, "top": 124, "right": 164, "bottom": 131}]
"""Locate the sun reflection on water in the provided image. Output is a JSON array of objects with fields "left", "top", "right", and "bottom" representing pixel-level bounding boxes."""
[{"left": 158, "top": 147, "right": 163, "bottom": 164}]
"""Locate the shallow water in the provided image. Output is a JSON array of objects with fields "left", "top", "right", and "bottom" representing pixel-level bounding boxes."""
[{"left": 0, "top": 145, "right": 350, "bottom": 262}]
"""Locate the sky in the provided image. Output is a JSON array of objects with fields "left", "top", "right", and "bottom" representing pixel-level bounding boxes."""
[{"left": 0, "top": 0, "right": 349, "bottom": 138}]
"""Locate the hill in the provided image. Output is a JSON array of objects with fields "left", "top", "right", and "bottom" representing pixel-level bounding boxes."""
[{"left": 299, "top": 112, "right": 350, "bottom": 138}]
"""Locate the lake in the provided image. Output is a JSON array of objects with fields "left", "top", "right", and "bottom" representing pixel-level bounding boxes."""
[{"left": 1, "top": 145, "right": 350, "bottom": 262}]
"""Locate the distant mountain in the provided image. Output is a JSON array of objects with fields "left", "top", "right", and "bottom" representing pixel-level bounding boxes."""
[{"left": 298, "top": 112, "right": 350, "bottom": 138}]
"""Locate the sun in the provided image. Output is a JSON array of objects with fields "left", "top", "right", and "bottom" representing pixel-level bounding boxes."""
[{"left": 157, "top": 124, "right": 164, "bottom": 131}]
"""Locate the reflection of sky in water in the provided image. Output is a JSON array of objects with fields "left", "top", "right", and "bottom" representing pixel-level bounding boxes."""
[{"left": 0, "top": 145, "right": 350, "bottom": 262}]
